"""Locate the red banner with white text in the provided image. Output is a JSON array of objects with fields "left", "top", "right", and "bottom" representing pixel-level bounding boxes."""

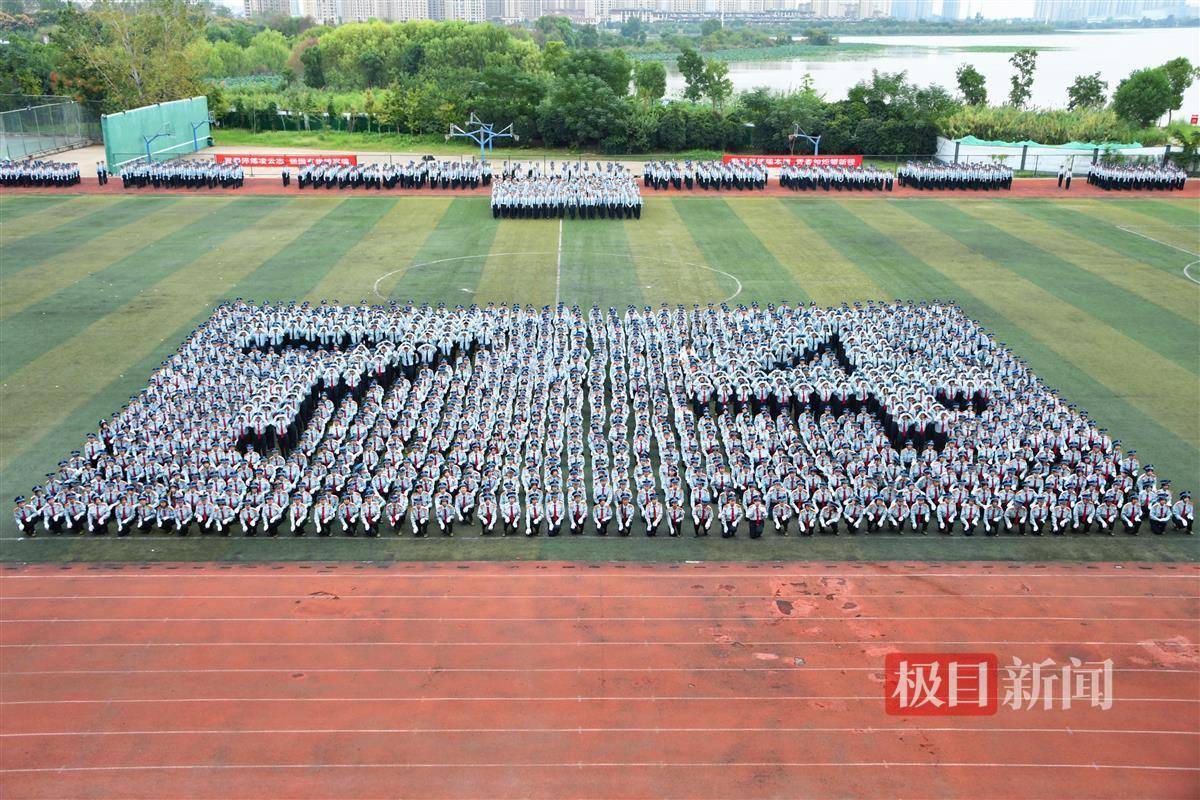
[
  {"left": 214, "top": 153, "right": 358, "bottom": 167},
  {"left": 722, "top": 154, "right": 863, "bottom": 167}
]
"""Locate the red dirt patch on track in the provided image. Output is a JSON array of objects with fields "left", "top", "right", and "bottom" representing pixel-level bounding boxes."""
[
  {"left": 1, "top": 561, "right": 1197, "bottom": 799},
  {"left": 2, "top": 178, "right": 1197, "bottom": 199}
]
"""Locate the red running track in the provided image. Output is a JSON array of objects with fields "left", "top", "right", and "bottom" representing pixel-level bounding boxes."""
[
  {"left": 1, "top": 561, "right": 1197, "bottom": 799},
  {"left": 2, "top": 178, "right": 1198, "bottom": 199}
]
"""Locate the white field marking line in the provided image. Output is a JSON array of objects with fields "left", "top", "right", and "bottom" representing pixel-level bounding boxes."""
[
  {"left": 1114, "top": 224, "right": 1200, "bottom": 285},
  {"left": 2, "top": 571, "right": 1195, "bottom": 579},
  {"left": 5, "top": 593, "right": 1197, "bottom": 601},
  {"left": 555, "top": 218, "right": 562, "bottom": 305},
  {"left": 370, "top": 251, "right": 742, "bottom": 303},
  {"left": 4, "top": 615, "right": 1193, "bottom": 623},
  {"left": 3, "top": 762, "right": 1198, "bottom": 774},
  {"left": 4, "top": 640, "right": 1195, "bottom": 648},
  {"left": 6, "top": 667, "right": 1195, "bottom": 676},
  {"left": 3, "top": 696, "right": 1196, "bottom": 705},
  {"left": 4, "top": 726, "right": 1196, "bottom": 738}
]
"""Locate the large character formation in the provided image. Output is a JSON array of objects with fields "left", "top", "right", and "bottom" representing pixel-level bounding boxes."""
[{"left": 15, "top": 301, "right": 1193, "bottom": 538}]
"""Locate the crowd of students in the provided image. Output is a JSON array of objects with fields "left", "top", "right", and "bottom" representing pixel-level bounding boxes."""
[{"left": 13, "top": 300, "right": 1192, "bottom": 539}]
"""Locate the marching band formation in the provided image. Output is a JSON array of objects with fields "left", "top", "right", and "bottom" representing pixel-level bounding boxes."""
[
  {"left": 1086, "top": 163, "right": 1187, "bottom": 191},
  {"left": 0, "top": 159, "right": 81, "bottom": 188},
  {"left": 491, "top": 162, "right": 642, "bottom": 219},
  {"left": 642, "top": 160, "right": 768, "bottom": 191},
  {"left": 897, "top": 161, "right": 1013, "bottom": 191},
  {"left": 289, "top": 160, "right": 492, "bottom": 190},
  {"left": 779, "top": 165, "right": 894, "bottom": 191},
  {"left": 13, "top": 300, "right": 1192, "bottom": 540},
  {"left": 119, "top": 158, "right": 245, "bottom": 190}
]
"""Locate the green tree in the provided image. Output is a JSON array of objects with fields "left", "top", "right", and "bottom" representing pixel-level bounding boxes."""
[
  {"left": 575, "top": 24, "right": 599, "bottom": 49},
  {"left": 52, "top": 0, "right": 206, "bottom": 113},
  {"left": 1066, "top": 71, "right": 1107, "bottom": 110},
  {"left": 1160, "top": 57, "right": 1200, "bottom": 123},
  {"left": 541, "top": 39, "right": 568, "bottom": 74},
  {"left": 620, "top": 16, "right": 645, "bottom": 44},
  {"left": 955, "top": 63, "right": 987, "bottom": 106},
  {"left": 356, "top": 50, "right": 386, "bottom": 87},
  {"left": 554, "top": 49, "right": 631, "bottom": 97},
  {"left": 704, "top": 58, "right": 732, "bottom": 112},
  {"left": 699, "top": 17, "right": 722, "bottom": 37},
  {"left": 1112, "top": 67, "right": 1175, "bottom": 127},
  {"left": 535, "top": 72, "right": 627, "bottom": 147},
  {"left": 677, "top": 47, "right": 706, "bottom": 103},
  {"left": 633, "top": 60, "right": 666, "bottom": 107},
  {"left": 299, "top": 43, "right": 325, "bottom": 88},
  {"left": 1007, "top": 47, "right": 1037, "bottom": 108},
  {"left": 534, "top": 15, "right": 574, "bottom": 46},
  {"left": 804, "top": 28, "right": 832, "bottom": 46},
  {"left": 245, "top": 28, "right": 289, "bottom": 74}
]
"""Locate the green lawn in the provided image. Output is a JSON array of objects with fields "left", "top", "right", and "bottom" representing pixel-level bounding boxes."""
[
  {"left": 212, "top": 128, "right": 727, "bottom": 162},
  {"left": 1, "top": 192, "right": 1197, "bottom": 562}
]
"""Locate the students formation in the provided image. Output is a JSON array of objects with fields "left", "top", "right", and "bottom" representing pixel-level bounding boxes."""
[
  {"left": 490, "top": 161, "right": 642, "bottom": 220},
  {"left": 0, "top": 159, "right": 81, "bottom": 187},
  {"left": 897, "top": 161, "right": 1013, "bottom": 190},
  {"left": 1087, "top": 163, "right": 1187, "bottom": 191},
  {"left": 779, "top": 165, "right": 893, "bottom": 191},
  {"left": 288, "top": 160, "right": 491, "bottom": 190},
  {"left": 119, "top": 159, "right": 244, "bottom": 189},
  {"left": 642, "top": 160, "right": 768, "bottom": 191},
  {"left": 14, "top": 300, "right": 1192, "bottom": 540}
]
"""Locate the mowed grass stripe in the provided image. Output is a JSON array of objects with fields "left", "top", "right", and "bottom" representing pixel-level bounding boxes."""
[
  {"left": 0, "top": 194, "right": 72, "bottom": 226},
  {"left": 1114, "top": 197, "right": 1200, "bottom": 231},
  {"left": 798, "top": 199, "right": 949, "bottom": 297},
  {"left": 308, "top": 198, "right": 447, "bottom": 303},
  {"left": 235, "top": 197, "right": 396, "bottom": 300},
  {"left": 478, "top": 218, "right": 559, "bottom": 306},
  {"left": 388, "top": 198, "right": 499, "bottom": 303},
  {"left": 556, "top": 218, "right": 640, "bottom": 308},
  {"left": 0, "top": 198, "right": 281, "bottom": 382},
  {"left": 851, "top": 201, "right": 1200, "bottom": 453},
  {"left": 1015, "top": 199, "right": 1198, "bottom": 279},
  {"left": 896, "top": 200, "right": 1198, "bottom": 375},
  {"left": 822, "top": 202, "right": 1199, "bottom": 486},
  {"left": 0, "top": 196, "right": 179, "bottom": 279},
  {"left": 671, "top": 197, "right": 810, "bottom": 304},
  {"left": 0, "top": 199, "right": 214, "bottom": 321},
  {"left": 1, "top": 195, "right": 118, "bottom": 248},
  {"left": 976, "top": 201, "right": 1199, "bottom": 320},
  {"left": 0, "top": 197, "right": 360, "bottom": 501},
  {"left": 1058, "top": 199, "right": 1200, "bottom": 262},
  {"left": 737, "top": 198, "right": 886, "bottom": 306},
  {"left": 625, "top": 198, "right": 725, "bottom": 306}
]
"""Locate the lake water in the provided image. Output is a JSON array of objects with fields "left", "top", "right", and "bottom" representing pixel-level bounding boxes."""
[{"left": 664, "top": 28, "right": 1200, "bottom": 116}]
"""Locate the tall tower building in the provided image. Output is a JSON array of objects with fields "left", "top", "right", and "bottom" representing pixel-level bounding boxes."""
[{"left": 244, "top": 0, "right": 293, "bottom": 16}]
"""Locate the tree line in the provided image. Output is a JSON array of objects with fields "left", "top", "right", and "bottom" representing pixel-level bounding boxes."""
[{"left": 2, "top": 0, "right": 1196, "bottom": 156}]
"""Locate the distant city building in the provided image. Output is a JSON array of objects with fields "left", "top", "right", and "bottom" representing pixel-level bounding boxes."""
[
  {"left": 940, "top": 0, "right": 962, "bottom": 19},
  {"left": 299, "top": 0, "right": 342, "bottom": 23},
  {"left": 890, "top": 0, "right": 935, "bottom": 19},
  {"left": 1032, "top": 0, "right": 1191, "bottom": 20},
  {"left": 429, "top": 0, "right": 487, "bottom": 19},
  {"left": 858, "top": 0, "right": 888, "bottom": 18},
  {"left": 244, "top": 0, "right": 293, "bottom": 17}
]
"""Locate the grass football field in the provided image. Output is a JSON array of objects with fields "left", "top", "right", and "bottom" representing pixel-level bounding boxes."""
[{"left": 1, "top": 192, "right": 1197, "bottom": 562}]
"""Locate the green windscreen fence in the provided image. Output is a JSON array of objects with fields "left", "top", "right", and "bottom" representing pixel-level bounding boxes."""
[{"left": 101, "top": 97, "right": 211, "bottom": 168}]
